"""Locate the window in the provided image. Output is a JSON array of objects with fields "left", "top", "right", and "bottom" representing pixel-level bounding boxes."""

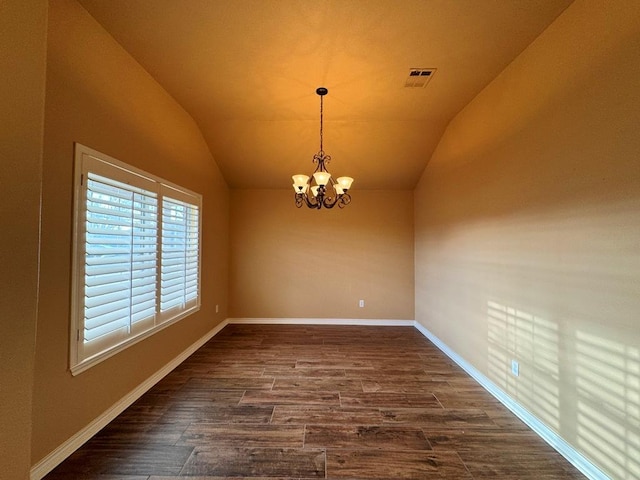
[
  {"left": 71, "top": 144, "right": 201, "bottom": 374},
  {"left": 160, "top": 193, "right": 200, "bottom": 316}
]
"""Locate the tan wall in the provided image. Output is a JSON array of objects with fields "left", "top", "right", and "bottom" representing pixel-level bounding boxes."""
[
  {"left": 414, "top": 1, "right": 640, "bottom": 478},
  {"left": 230, "top": 189, "right": 414, "bottom": 320},
  {"left": 31, "top": 0, "right": 229, "bottom": 465},
  {"left": 0, "top": 0, "right": 48, "bottom": 478}
]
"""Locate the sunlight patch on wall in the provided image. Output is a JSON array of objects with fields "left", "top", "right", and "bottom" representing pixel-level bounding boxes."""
[
  {"left": 487, "top": 300, "right": 560, "bottom": 430},
  {"left": 576, "top": 330, "right": 640, "bottom": 480}
]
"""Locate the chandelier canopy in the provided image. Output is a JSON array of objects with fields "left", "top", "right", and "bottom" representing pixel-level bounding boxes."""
[{"left": 292, "top": 87, "right": 354, "bottom": 209}]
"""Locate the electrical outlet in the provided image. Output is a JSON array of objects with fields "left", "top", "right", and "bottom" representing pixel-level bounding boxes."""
[
  {"left": 511, "top": 360, "right": 519, "bottom": 377},
  {"left": 359, "top": 299, "right": 365, "bottom": 308},
  {"left": 215, "top": 304, "right": 219, "bottom": 313}
]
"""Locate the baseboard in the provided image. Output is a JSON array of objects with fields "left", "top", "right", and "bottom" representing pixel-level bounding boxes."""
[
  {"left": 30, "top": 317, "right": 409, "bottom": 479},
  {"left": 31, "top": 318, "right": 608, "bottom": 480},
  {"left": 228, "top": 317, "right": 415, "bottom": 326},
  {"left": 30, "top": 319, "right": 230, "bottom": 480},
  {"left": 412, "top": 321, "right": 610, "bottom": 480}
]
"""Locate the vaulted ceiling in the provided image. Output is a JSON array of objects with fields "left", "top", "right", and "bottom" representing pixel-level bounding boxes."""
[{"left": 78, "top": 0, "right": 572, "bottom": 190}]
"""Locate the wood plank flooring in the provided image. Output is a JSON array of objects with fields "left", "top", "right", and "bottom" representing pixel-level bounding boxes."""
[{"left": 44, "top": 324, "right": 586, "bottom": 479}]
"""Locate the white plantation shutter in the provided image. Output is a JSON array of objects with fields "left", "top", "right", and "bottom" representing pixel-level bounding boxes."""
[
  {"left": 82, "top": 174, "right": 158, "bottom": 358},
  {"left": 160, "top": 196, "right": 200, "bottom": 317},
  {"left": 72, "top": 144, "right": 202, "bottom": 374}
]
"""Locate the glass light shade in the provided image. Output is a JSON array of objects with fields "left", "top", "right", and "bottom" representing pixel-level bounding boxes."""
[
  {"left": 292, "top": 174, "right": 309, "bottom": 188},
  {"left": 310, "top": 186, "right": 319, "bottom": 197},
  {"left": 336, "top": 176, "right": 354, "bottom": 190},
  {"left": 334, "top": 184, "right": 345, "bottom": 195},
  {"left": 292, "top": 183, "right": 308, "bottom": 194},
  {"left": 313, "top": 171, "right": 331, "bottom": 187}
]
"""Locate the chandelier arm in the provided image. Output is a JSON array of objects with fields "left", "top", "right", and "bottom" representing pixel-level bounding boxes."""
[
  {"left": 312, "top": 152, "right": 331, "bottom": 172},
  {"left": 296, "top": 190, "right": 350, "bottom": 210},
  {"left": 339, "top": 193, "right": 352, "bottom": 208},
  {"left": 322, "top": 194, "right": 340, "bottom": 209},
  {"left": 294, "top": 191, "right": 319, "bottom": 209},
  {"left": 306, "top": 193, "right": 320, "bottom": 209}
]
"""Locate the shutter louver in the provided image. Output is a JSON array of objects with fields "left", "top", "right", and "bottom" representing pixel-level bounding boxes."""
[
  {"left": 83, "top": 174, "right": 157, "bottom": 356},
  {"left": 160, "top": 197, "right": 199, "bottom": 316}
]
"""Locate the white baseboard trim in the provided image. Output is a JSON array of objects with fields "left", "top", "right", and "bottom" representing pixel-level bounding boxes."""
[
  {"left": 31, "top": 318, "right": 608, "bottom": 480},
  {"left": 412, "top": 321, "right": 609, "bottom": 480},
  {"left": 30, "top": 319, "right": 230, "bottom": 480},
  {"left": 228, "top": 317, "right": 415, "bottom": 326},
  {"left": 31, "top": 317, "right": 410, "bottom": 479}
]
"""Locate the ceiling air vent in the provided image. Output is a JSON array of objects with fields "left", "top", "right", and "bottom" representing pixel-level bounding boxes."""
[{"left": 405, "top": 68, "right": 436, "bottom": 88}]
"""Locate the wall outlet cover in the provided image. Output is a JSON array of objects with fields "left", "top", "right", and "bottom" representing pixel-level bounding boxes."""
[{"left": 511, "top": 360, "right": 520, "bottom": 377}]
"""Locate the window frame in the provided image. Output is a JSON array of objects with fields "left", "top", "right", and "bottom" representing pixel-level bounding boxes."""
[{"left": 70, "top": 143, "right": 202, "bottom": 375}]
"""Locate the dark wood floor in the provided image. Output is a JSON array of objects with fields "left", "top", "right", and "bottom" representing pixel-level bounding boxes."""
[{"left": 45, "top": 324, "right": 586, "bottom": 479}]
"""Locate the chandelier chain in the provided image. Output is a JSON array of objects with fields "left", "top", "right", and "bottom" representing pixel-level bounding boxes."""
[{"left": 319, "top": 94, "right": 324, "bottom": 153}]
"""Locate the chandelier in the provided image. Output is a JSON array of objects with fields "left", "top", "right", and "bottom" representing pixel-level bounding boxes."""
[{"left": 292, "top": 87, "right": 354, "bottom": 209}]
